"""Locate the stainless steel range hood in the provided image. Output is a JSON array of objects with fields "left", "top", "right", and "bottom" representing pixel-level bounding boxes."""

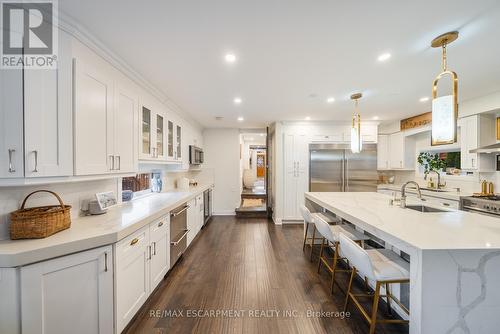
[{"left": 470, "top": 143, "right": 500, "bottom": 153}]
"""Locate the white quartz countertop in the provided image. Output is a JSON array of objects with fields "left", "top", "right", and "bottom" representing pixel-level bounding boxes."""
[
  {"left": 306, "top": 192, "right": 500, "bottom": 251},
  {"left": 377, "top": 184, "right": 471, "bottom": 201},
  {"left": 0, "top": 184, "right": 213, "bottom": 267}
]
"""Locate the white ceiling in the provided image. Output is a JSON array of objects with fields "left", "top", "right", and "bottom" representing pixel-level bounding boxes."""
[{"left": 60, "top": 0, "right": 500, "bottom": 128}]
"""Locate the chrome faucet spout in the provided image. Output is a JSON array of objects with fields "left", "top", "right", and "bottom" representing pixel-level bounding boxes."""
[{"left": 400, "top": 181, "right": 422, "bottom": 208}]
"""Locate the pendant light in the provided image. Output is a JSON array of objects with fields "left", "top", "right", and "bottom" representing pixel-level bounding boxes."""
[
  {"left": 350, "top": 93, "right": 362, "bottom": 153},
  {"left": 431, "top": 31, "right": 459, "bottom": 146}
]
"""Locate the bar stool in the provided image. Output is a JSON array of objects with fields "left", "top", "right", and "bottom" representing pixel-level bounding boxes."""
[
  {"left": 339, "top": 233, "right": 410, "bottom": 334},
  {"left": 300, "top": 206, "right": 341, "bottom": 261},
  {"left": 313, "top": 214, "right": 370, "bottom": 295}
]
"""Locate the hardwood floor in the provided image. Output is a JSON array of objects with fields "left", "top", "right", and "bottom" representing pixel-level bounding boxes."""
[{"left": 125, "top": 216, "right": 408, "bottom": 334}]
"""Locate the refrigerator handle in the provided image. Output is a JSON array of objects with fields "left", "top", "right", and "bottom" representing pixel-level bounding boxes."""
[
  {"left": 341, "top": 156, "right": 345, "bottom": 192},
  {"left": 345, "top": 158, "right": 349, "bottom": 191}
]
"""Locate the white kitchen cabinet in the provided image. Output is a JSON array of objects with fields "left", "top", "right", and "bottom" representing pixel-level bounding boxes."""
[
  {"left": 377, "top": 135, "right": 390, "bottom": 170},
  {"left": 115, "top": 225, "right": 150, "bottom": 333},
  {"left": 165, "top": 118, "right": 183, "bottom": 162},
  {"left": 20, "top": 245, "right": 113, "bottom": 334},
  {"left": 114, "top": 86, "right": 138, "bottom": 173},
  {"left": 139, "top": 104, "right": 166, "bottom": 161},
  {"left": 176, "top": 124, "right": 183, "bottom": 161},
  {"left": 460, "top": 115, "right": 495, "bottom": 171},
  {"left": 389, "top": 132, "right": 415, "bottom": 169},
  {"left": 187, "top": 198, "right": 197, "bottom": 246},
  {"left": 0, "top": 28, "right": 72, "bottom": 179},
  {"left": 283, "top": 133, "right": 309, "bottom": 220},
  {"left": 0, "top": 268, "right": 21, "bottom": 334},
  {"left": 149, "top": 216, "right": 170, "bottom": 291},
  {"left": 0, "top": 66, "right": 23, "bottom": 178},
  {"left": 73, "top": 58, "right": 114, "bottom": 175},
  {"left": 310, "top": 124, "right": 377, "bottom": 144},
  {"left": 115, "top": 215, "right": 171, "bottom": 333}
]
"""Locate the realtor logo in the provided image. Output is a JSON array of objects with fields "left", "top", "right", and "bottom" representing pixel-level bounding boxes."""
[{"left": 1, "top": 0, "right": 58, "bottom": 69}]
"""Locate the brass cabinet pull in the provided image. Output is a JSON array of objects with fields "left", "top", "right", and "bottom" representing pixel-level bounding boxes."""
[
  {"left": 130, "top": 237, "right": 139, "bottom": 246},
  {"left": 443, "top": 202, "right": 450, "bottom": 207},
  {"left": 158, "top": 221, "right": 163, "bottom": 227}
]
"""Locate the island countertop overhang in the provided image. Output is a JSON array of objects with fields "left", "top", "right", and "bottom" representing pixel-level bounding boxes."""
[{"left": 305, "top": 192, "right": 500, "bottom": 251}]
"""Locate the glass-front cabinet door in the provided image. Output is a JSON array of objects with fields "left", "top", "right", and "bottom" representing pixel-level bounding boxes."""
[
  {"left": 176, "top": 125, "right": 182, "bottom": 160},
  {"left": 167, "top": 120, "right": 174, "bottom": 160},
  {"left": 141, "top": 107, "right": 151, "bottom": 158},
  {"left": 156, "top": 114, "right": 164, "bottom": 158}
]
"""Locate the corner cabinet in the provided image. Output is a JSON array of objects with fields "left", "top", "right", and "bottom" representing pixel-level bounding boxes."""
[
  {"left": 20, "top": 245, "right": 113, "bottom": 334},
  {"left": 0, "top": 28, "right": 73, "bottom": 179}
]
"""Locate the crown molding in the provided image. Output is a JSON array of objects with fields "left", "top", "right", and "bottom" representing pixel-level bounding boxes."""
[{"left": 56, "top": 10, "right": 203, "bottom": 131}]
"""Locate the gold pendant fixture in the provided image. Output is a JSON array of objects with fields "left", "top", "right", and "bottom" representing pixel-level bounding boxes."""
[
  {"left": 431, "top": 31, "right": 459, "bottom": 146},
  {"left": 350, "top": 93, "right": 362, "bottom": 153}
]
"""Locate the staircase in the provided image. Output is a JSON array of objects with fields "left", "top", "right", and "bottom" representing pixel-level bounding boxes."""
[{"left": 235, "top": 191, "right": 268, "bottom": 218}]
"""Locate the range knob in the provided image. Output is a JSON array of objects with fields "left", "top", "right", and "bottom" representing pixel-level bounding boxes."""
[{"left": 485, "top": 205, "right": 490, "bottom": 210}]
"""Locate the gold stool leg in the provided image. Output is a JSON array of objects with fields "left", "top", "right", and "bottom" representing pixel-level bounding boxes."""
[
  {"left": 302, "top": 222, "right": 309, "bottom": 252},
  {"left": 317, "top": 237, "right": 325, "bottom": 273},
  {"left": 330, "top": 242, "right": 339, "bottom": 294},
  {"left": 344, "top": 267, "right": 356, "bottom": 312},
  {"left": 369, "top": 281, "right": 382, "bottom": 334},
  {"left": 385, "top": 282, "right": 393, "bottom": 316},
  {"left": 309, "top": 227, "right": 317, "bottom": 261}
]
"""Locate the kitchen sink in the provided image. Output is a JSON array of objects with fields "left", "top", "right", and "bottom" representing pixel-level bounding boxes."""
[
  {"left": 421, "top": 187, "right": 450, "bottom": 193},
  {"left": 405, "top": 205, "right": 447, "bottom": 213}
]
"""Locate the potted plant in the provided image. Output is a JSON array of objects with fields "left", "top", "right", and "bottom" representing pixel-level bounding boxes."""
[{"left": 417, "top": 152, "right": 447, "bottom": 180}]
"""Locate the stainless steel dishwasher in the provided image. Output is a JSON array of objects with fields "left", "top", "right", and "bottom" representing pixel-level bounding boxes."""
[{"left": 170, "top": 203, "right": 189, "bottom": 268}]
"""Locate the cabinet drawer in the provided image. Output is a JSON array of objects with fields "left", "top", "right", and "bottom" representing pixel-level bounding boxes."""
[
  {"left": 149, "top": 215, "right": 169, "bottom": 235},
  {"left": 116, "top": 225, "right": 149, "bottom": 260},
  {"left": 422, "top": 197, "right": 459, "bottom": 210}
]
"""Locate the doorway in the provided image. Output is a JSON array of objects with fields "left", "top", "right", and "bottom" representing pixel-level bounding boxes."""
[{"left": 236, "top": 132, "right": 268, "bottom": 218}]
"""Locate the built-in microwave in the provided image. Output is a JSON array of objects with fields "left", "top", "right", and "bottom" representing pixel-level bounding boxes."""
[{"left": 189, "top": 145, "right": 204, "bottom": 165}]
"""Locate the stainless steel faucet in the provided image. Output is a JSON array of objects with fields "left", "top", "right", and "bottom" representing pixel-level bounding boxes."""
[
  {"left": 429, "top": 170, "right": 446, "bottom": 189},
  {"left": 400, "top": 181, "right": 422, "bottom": 208}
]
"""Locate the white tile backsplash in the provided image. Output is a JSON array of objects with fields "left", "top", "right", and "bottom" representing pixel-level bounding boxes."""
[{"left": 0, "top": 179, "right": 119, "bottom": 241}]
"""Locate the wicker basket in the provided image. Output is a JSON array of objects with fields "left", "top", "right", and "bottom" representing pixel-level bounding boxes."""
[{"left": 10, "top": 190, "right": 72, "bottom": 240}]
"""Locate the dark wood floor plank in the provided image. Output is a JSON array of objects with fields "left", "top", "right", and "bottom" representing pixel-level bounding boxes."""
[{"left": 124, "top": 216, "right": 408, "bottom": 334}]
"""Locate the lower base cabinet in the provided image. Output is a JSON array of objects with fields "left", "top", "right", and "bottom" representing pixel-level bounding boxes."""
[
  {"left": 187, "top": 195, "right": 204, "bottom": 246},
  {"left": 20, "top": 245, "right": 113, "bottom": 334},
  {"left": 115, "top": 215, "right": 170, "bottom": 333}
]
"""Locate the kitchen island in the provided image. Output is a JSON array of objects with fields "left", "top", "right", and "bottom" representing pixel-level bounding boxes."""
[{"left": 306, "top": 191, "right": 500, "bottom": 334}]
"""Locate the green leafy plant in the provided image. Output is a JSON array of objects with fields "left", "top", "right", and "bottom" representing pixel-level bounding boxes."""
[{"left": 417, "top": 152, "right": 447, "bottom": 179}]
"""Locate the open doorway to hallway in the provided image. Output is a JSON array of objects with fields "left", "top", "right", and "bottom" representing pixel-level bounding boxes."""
[{"left": 236, "top": 131, "right": 268, "bottom": 218}]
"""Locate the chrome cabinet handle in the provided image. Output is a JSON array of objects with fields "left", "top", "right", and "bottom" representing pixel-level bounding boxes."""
[
  {"left": 115, "top": 155, "right": 121, "bottom": 170},
  {"left": 104, "top": 252, "right": 108, "bottom": 272},
  {"left": 33, "top": 150, "right": 38, "bottom": 172},
  {"left": 109, "top": 155, "right": 114, "bottom": 170},
  {"left": 147, "top": 245, "right": 152, "bottom": 260},
  {"left": 153, "top": 242, "right": 156, "bottom": 256},
  {"left": 170, "top": 229, "right": 189, "bottom": 246},
  {"left": 471, "top": 158, "right": 475, "bottom": 168},
  {"left": 8, "top": 149, "right": 15, "bottom": 173}
]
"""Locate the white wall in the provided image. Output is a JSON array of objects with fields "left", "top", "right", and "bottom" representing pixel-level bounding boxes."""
[{"left": 203, "top": 129, "right": 241, "bottom": 215}]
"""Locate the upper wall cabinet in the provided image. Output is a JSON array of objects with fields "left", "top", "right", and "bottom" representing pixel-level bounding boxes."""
[
  {"left": 0, "top": 29, "right": 73, "bottom": 179},
  {"left": 310, "top": 123, "right": 377, "bottom": 144},
  {"left": 74, "top": 58, "right": 138, "bottom": 175},
  {"left": 459, "top": 115, "right": 495, "bottom": 172},
  {"left": 377, "top": 135, "right": 390, "bottom": 170},
  {"left": 389, "top": 132, "right": 415, "bottom": 170},
  {"left": 139, "top": 105, "right": 166, "bottom": 161}
]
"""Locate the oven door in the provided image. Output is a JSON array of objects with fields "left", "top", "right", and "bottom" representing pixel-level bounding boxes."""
[{"left": 462, "top": 206, "right": 500, "bottom": 218}]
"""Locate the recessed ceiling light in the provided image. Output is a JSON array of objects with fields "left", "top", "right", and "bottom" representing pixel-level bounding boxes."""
[
  {"left": 377, "top": 53, "right": 392, "bottom": 62},
  {"left": 326, "top": 97, "right": 335, "bottom": 103},
  {"left": 419, "top": 96, "right": 430, "bottom": 102},
  {"left": 372, "top": 116, "right": 380, "bottom": 120},
  {"left": 305, "top": 116, "right": 311, "bottom": 120},
  {"left": 225, "top": 53, "right": 237, "bottom": 63},
  {"left": 237, "top": 116, "right": 244, "bottom": 121},
  {"left": 233, "top": 97, "right": 242, "bottom": 105}
]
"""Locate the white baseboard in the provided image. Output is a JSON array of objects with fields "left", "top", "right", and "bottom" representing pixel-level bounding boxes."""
[{"left": 213, "top": 210, "right": 236, "bottom": 216}]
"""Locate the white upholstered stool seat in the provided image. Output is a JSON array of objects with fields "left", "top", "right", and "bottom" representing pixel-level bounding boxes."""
[
  {"left": 329, "top": 224, "right": 370, "bottom": 244},
  {"left": 339, "top": 233, "right": 410, "bottom": 334},
  {"left": 300, "top": 206, "right": 327, "bottom": 261},
  {"left": 367, "top": 249, "right": 410, "bottom": 281}
]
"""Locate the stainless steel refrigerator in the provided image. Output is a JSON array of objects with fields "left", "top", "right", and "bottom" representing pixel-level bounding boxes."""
[{"left": 309, "top": 143, "right": 378, "bottom": 192}]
